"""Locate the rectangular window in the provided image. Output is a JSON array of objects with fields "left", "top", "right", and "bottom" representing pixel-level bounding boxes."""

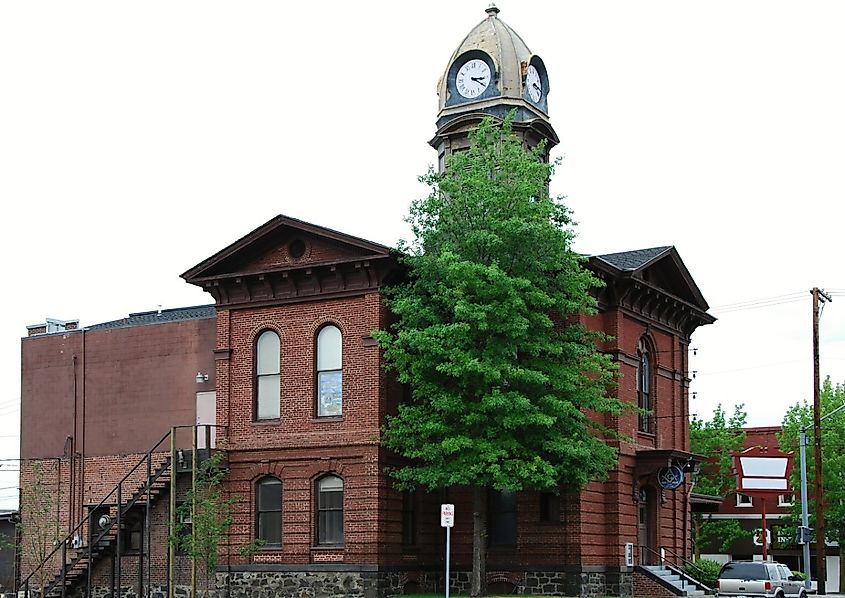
[
  {"left": 317, "top": 371, "right": 342, "bottom": 416},
  {"left": 121, "top": 518, "right": 142, "bottom": 553},
  {"left": 540, "top": 492, "right": 559, "bottom": 522},
  {"left": 402, "top": 491, "right": 416, "bottom": 546},
  {"left": 736, "top": 492, "right": 753, "bottom": 507},
  {"left": 778, "top": 493, "right": 794, "bottom": 506},
  {"left": 489, "top": 489, "right": 517, "bottom": 546}
]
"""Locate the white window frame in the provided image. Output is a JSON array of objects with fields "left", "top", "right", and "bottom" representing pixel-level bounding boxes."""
[
  {"left": 736, "top": 492, "right": 753, "bottom": 507},
  {"left": 778, "top": 493, "right": 794, "bottom": 506}
]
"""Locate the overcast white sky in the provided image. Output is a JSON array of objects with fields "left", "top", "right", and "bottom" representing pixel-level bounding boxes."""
[{"left": 1, "top": 1, "right": 843, "bottom": 510}]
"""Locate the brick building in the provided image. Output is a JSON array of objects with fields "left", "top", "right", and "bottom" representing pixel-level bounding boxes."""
[
  {"left": 697, "top": 426, "right": 841, "bottom": 593},
  {"left": 18, "top": 8, "right": 715, "bottom": 598}
]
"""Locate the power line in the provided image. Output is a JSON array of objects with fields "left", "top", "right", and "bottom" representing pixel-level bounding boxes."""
[{"left": 712, "top": 296, "right": 806, "bottom": 314}]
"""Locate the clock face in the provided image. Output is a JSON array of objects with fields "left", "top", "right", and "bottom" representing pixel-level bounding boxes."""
[
  {"left": 526, "top": 64, "right": 542, "bottom": 103},
  {"left": 455, "top": 59, "right": 491, "bottom": 99}
]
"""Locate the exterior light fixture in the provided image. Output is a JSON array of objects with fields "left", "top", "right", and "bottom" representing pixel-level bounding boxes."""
[{"left": 195, "top": 372, "right": 209, "bottom": 384}]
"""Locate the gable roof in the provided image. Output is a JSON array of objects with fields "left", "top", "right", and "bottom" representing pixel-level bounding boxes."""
[
  {"left": 590, "top": 245, "right": 710, "bottom": 312},
  {"left": 593, "top": 246, "right": 673, "bottom": 271},
  {"left": 181, "top": 214, "right": 393, "bottom": 283}
]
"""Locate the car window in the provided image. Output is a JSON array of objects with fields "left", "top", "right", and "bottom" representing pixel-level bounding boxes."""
[
  {"left": 778, "top": 565, "right": 792, "bottom": 579},
  {"left": 767, "top": 565, "right": 779, "bottom": 579},
  {"left": 719, "top": 562, "right": 768, "bottom": 580}
]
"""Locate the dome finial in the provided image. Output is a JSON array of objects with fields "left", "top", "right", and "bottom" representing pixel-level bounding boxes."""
[{"left": 486, "top": 3, "right": 500, "bottom": 17}]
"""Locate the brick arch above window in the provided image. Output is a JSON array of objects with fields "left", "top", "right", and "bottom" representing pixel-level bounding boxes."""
[
  {"left": 304, "top": 460, "right": 348, "bottom": 481},
  {"left": 246, "top": 461, "right": 286, "bottom": 483}
]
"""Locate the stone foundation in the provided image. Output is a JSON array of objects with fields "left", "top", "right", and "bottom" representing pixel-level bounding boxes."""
[{"left": 47, "top": 567, "right": 633, "bottom": 598}]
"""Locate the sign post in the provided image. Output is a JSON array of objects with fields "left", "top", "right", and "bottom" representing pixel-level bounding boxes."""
[
  {"left": 441, "top": 504, "right": 454, "bottom": 598},
  {"left": 731, "top": 447, "right": 793, "bottom": 564}
]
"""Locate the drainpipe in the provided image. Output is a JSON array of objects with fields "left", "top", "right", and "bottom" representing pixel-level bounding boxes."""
[{"left": 80, "top": 329, "right": 86, "bottom": 524}]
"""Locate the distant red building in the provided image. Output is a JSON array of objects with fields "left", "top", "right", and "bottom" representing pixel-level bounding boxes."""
[{"left": 697, "top": 426, "right": 840, "bottom": 592}]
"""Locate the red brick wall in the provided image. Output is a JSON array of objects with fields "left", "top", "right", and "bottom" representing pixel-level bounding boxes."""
[
  {"left": 633, "top": 570, "right": 677, "bottom": 597},
  {"left": 21, "top": 317, "right": 216, "bottom": 459}
]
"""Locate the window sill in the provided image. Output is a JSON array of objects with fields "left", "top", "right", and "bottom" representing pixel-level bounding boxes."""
[
  {"left": 252, "top": 418, "right": 281, "bottom": 426},
  {"left": 312, "top": 416, "right": 344, "bottom": 423},
  {"left": 256, "top": 544, "right": 284, "bottom": 552},
  {"left": 311, "top": 544, "right": 344, "bottom": 550}
]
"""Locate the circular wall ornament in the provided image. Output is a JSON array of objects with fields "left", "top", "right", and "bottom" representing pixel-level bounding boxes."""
[{"left": 657, "top": 465, "right": 685, "bottom": 490}]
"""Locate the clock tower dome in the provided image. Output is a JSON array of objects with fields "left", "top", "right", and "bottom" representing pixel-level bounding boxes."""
[{"left": 431, "top": 5, "right": 559, "bottom": 170}]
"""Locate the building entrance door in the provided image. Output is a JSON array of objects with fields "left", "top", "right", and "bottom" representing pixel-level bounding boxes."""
[
  {"left": 638, "top": 487, "right": 657, "bottom": 564},
  {"left": 196, "top": 391, "right": 216, "bottom": 449}
]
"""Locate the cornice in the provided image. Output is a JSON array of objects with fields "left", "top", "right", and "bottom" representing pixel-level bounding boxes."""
[{"left": 199, "top": 255, "right": 397, "bottom": 309}]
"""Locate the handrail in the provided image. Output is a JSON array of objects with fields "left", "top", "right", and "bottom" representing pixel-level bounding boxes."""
[
  {"left": 19, "top": 428, "right": 174, "bottom": 593},
  {"left": 639, "top": 545, "right": 714, "bottom": 593},
  {"left": 19, "top": 424, "right": 226, "bottom": 597}
]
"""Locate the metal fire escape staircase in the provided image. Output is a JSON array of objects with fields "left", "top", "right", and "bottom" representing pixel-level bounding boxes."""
[{"left": 20, "top": 426, "right": 215, "bottom": 598}]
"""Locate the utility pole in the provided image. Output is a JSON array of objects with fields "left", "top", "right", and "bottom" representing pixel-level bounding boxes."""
[{"left": 811, "top": 287, "right": 832, "bottom": 594}]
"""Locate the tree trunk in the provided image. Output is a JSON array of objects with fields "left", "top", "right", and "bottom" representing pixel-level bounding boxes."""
[{"left": 471, "top": 486, "right": 487, "bottom": 597}]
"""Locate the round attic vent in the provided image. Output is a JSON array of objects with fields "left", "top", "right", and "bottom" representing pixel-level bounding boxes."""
[{"left": 288, "top": 239, "right": 306, "bottom": 259}]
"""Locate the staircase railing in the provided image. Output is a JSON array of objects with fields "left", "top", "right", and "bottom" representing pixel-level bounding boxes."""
[
  {"left": 18, "top": 425, "right": 222, "bottom": 598},
  {"left": 639, "top": 545, "right": 714, "bottom": 594}
]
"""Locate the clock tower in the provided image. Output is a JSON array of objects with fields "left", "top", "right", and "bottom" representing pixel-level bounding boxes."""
[{"left": 431, "top": 5, "right": 559, "bottom": 170}]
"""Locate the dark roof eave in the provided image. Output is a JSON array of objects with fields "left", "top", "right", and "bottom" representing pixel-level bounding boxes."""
[{"left": 186, "top": 253, "right": 396, "bottom": 285}]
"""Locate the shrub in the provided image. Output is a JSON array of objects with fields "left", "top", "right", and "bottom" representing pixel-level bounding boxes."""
[{"left": 683, "top": 559, "right": 722, "bottom": 588}]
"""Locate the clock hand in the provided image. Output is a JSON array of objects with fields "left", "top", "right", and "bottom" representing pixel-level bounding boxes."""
[
  {"left": 532, "top": 83, "right": 541, "bottom": 91},
  {"left": 471, "top": 76, "right": 487, "bottom": 83}
]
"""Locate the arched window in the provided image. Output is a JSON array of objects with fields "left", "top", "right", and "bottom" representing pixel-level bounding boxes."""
[
  {"left": 316, "top": 325, "right": 342, "bottom": 417},
  {"left": 256, "top": 477, "right": 282, "bottom": 545},
  {"left": 316, "top": 475, "right": 343, "bottom": 545},
  {"left": 637, "top": 339, "right": 653, "bottom": 433},
  {"left": 256, "top": 330, "right": 280, "bottom": 420}
]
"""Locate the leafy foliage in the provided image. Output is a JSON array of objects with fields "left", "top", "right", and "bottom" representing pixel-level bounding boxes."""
[
  {"left": 683, "top": 558, "right": 722, "bottom": 589},
  {"left": 172, "top": 451, "right": 262, "bottom": 591},
  {"left": 689, "top": 404, "right": 747, "bottom": 556},
  {"left": 376, "top": 113, "right": 622, "bottom": 494},
  {"left": 777, "top": 377, "right": 845, "bottom": 544},
  {"left": 17, "top": 461, "right": 60, "bottom": 594}
]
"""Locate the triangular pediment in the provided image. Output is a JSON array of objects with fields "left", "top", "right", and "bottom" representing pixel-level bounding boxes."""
[
  {"left": 181, "top": 215, "right": 397, "bottom": 308},
  {"left": 182, "top": 214, "right": 392, "bottom": 283},
  {"left": 590, "top": 246, "right": 709, "bottom": 311}
]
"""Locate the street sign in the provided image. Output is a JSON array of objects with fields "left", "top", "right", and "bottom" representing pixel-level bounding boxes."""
[{"left": 441, "top": 503, "right": 455, "bottom": 528}]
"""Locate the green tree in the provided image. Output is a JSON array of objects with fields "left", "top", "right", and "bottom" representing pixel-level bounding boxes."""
[
  {"left": 689, "top": 403, "right": 747, "bottom": 558},
  {"left": 172, "top": 451, "right": 262, "bottom": 595},
  {"left": 375, "top": 114, "right": 622, "bottom": 596},
  {"left": 16, "top": 461, "right": 60, "bottom": 595},
  {"left": 778, "top": 377, "right": 845, "bottom": 591}
]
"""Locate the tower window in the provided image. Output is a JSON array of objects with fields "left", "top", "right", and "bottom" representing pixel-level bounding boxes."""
[
  {"left": 256, "top": 330, "right": 281, "bottom": 420},
  {"left": 316, "top": 325, "right": 342, "bottom": 417}
]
